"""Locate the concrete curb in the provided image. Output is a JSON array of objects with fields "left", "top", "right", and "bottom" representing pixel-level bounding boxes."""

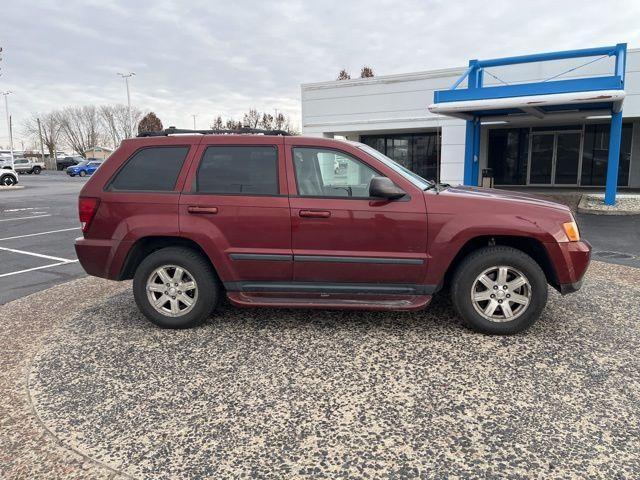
[{"left": 577, "top": 194, "right": 640, "bottom": 215}]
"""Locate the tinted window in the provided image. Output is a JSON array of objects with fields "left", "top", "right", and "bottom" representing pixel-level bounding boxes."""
[
  {"left": 196, "top": 146, "right": 278, "bottom": 195},
  {"left": 293, "top": 147, "right": 377, "bottom": 198},
  {"left": 109, "top": 146, "right": 189, "bottom": 191}
]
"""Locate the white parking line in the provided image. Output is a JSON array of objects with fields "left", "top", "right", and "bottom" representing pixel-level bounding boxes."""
[
  {"left": 0, "top": 246, "right": 76, "bottom": 263},
  {"left": 0, "top": 214, "right": 52, "bottom": 222},
  {"left": 0, "top": 227, "right": 81, "bottom": 242},
  {"left": 0, "top": 261, "right": 78, "bottom": 278}
]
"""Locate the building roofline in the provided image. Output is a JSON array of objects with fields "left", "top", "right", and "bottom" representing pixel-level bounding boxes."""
[{"left": 301, "top": 66, "right": 467, "bottom": 91}]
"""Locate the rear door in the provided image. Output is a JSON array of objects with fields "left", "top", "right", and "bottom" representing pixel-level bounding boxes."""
[
  {"left": 179, "top": 136, "right": 292, "bottom": 286},
  {"left": 285, "top": 137, "right": 428, "bottom": 287}
]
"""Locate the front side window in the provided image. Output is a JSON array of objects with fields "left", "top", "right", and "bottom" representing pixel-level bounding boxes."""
[
  {"left": 293, "top": 147, "right": 378, "bottom": 198},
  {"left": 108, "top": 146, "right": 189, "bottom": 191},
  {"left": 196, "top": 146, "right": 278, "bottom": 195}
]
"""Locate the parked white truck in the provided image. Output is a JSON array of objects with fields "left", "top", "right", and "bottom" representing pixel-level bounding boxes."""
[{"left": 12, "top": 158, "right": 45, "bottom": 174}]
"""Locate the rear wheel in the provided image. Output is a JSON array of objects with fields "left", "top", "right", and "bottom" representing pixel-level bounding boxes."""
[
  {"left": 33, "top": 166, "right": 41, "bottom": 174},
  {"left": 133, "top": 247, "right": 219, "bottom": 328},
  {"left": 79, "top": 170, "right": 86, "bottom": 177},
  {"left": 451, "top": 246, "right": 548, "bottom": 335}
]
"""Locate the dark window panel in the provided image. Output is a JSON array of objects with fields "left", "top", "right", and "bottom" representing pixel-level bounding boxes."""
[
  {"left": 109, "top": 146, "right": 189, "bottom": 191},
  {"left": 196, "top": 146, "right": 278, "bottom": 195}
]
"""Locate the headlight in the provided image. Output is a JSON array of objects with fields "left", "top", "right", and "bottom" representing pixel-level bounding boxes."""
[{"left": 562, "top": 220, "right": 580, "bottom": 242}]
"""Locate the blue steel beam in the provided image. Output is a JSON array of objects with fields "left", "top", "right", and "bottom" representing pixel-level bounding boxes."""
[
  {"left": 605, "top": 110, "right": 623, "bottom": 205},
  {"left": 474, "top": 45, "right": 619, "bottom": 68}
]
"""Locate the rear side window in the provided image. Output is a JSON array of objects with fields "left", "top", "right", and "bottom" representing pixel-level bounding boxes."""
[
  {"left": 196, "top": 146, "right": 278, "bottom": 195},
  {"left": 108, "top": 146, "right": 189, "bottom": 191}
]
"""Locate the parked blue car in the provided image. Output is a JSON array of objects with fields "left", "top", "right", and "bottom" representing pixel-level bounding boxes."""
[{"left": 67, "top": 159, "right": 103, "bottom": 177}]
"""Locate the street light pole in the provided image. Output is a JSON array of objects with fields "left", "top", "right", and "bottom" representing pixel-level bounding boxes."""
[
  {"left": 37, "top": 117, "right": 47, "bottom": 169},
  {"left": 2, "top": 91, "right": 14, "bottom": 166},
  {"left": 117, "top": 72, "right": 135, "bottom": 137},
  {"left": 192, "top": 114, "right": 197, "bottom": 130}
]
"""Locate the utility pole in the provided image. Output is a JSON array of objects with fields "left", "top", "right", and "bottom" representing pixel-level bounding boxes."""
[
  {"left": 117, "top": 72, "right": 135, "bottom": 137},
  {"left": 2, "top": 91, "right": 14, "bottom": 166},
  {"left": 37, "top": 117, "right": 47, "bottom": 169},
  {"left": 192, "top": 114, "right": 197, "bottom": 130}
]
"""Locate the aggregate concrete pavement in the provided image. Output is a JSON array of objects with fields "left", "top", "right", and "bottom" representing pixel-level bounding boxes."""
[
  {"left": 2, "top": 261, "right": 639, "bottom": 479},
  {"left": 0, "top": 170, "right": 87, "bottom": 303}
]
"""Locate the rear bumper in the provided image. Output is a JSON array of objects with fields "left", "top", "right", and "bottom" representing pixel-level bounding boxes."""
[
  {"left": 544, "top": 240, "right": 591, "bottom": 295},
  {"left": 75, "top": 237, "right": 131, "bottom": 280}
]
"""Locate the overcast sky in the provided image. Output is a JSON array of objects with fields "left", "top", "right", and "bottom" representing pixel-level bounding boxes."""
[{"left": 2, "top": 0, "right": 639, "bottom": 149}]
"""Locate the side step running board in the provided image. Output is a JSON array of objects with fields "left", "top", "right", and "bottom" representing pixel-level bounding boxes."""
[{"left": 226, "top": 292, "right": 432, "bottom": 311}]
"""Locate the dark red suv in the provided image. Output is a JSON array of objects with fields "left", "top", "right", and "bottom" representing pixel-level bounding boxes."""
[{"left": 75, "top": 128, "right": 590, "bottom": 334}]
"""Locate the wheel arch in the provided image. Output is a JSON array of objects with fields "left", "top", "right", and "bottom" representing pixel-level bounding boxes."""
[
  {"left": 442, "top": 235, "right": 559, "bottom": 292},
  {"left": 119, "top": 236, "right": 221, "bottom": 283}
]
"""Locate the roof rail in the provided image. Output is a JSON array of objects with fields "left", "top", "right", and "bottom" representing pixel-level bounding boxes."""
[{"left": 137, "top": 126, "right": 291, "bottom": 137}]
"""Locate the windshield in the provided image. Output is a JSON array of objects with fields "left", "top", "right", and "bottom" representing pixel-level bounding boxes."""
[{"left": 348, "top": 141, "right": 434, "bottom": 190}]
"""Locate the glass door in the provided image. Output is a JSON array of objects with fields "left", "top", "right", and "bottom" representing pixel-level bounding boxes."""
[
  {"left": 528, "top": 130, "right": 583, "bottom": 185},
  {"left": 555, "top": 132, "right": 582, "bottom": 185},
  {"left": 528, "top": 133, "right": 554, "bottom": 185}
]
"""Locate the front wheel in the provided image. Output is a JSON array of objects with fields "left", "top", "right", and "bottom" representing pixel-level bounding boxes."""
[
  {"left": 79, "top": 170, "right": 86, "bottom": 177},
  {"left": 33, "top": 166, "right": 42, "bottom": 174},
  {"left": 133, "top": 247, "right": 219, "bottom": 328},
  {"left": 451, "top": 246, "right": 548, "bottom": 335},
  {"left": 1, "top": 174, "right": 17, "bottom": 186}
]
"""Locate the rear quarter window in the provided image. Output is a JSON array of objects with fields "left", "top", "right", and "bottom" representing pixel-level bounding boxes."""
[{"left": 108, "top": 146, "right": 189, "bottom": 191}]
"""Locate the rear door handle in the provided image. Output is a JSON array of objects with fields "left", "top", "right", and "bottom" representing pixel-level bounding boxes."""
[
  {"left": 299, "top": 209, "right": 331, "bottom": 218},
  {"left": 187, "top": 206, "right": 218, "bottom": 214}
]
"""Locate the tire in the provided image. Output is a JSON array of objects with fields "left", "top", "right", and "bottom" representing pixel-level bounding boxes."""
[
  {"left": 1, "top": 174, "right": 17, "bottom": 186},
  {"left": 69, "top": 174, "right": 75, "bottom": 177},
  {"left": 133, "top": 247, "right": 219, "bottom": 328},
  {"left": 451, "top": 246, "right": 548, "bottom": 335},
  {"left": 33, "top": 166, "right": 41, "bottom": 174},
  {"left": 79, "top": 170, "right": 86, "bottom": 177}
]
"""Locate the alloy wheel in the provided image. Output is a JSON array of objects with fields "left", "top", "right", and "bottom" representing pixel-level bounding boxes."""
[
  {"left": 146, "top": 265, "right": 199, "bottom": 317},
  {"left": 471, "top": 265, "right": 532, "bottom": 322}
]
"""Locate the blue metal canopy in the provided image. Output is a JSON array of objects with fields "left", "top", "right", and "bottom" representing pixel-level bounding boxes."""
[{"left": 429, "top": 44, "right": 627, "bottom": 205}]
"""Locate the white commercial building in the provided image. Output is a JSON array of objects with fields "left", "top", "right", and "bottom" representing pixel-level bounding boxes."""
[{"left": 301, "top": 45, "right": 640, "bottom": 194}]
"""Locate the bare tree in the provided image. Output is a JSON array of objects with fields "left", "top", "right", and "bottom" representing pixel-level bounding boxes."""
[
  {"left": 242, "top": 108, "right": 260, "bottom": 128},
  {"left": 137, "top": 111, "right": 163, "bottom": 135},
  {"left": 57, "top": 106, "right": 106, "bottom": 157},
  {"left": 360, "top": 66, "right": 374, "bottom": 78},
  {"left": 259, "top": 113, "right": 274, "bottom": 130},
  {"left": 337, "top": 69, "right": 351, "bottom": 80},
  {"left": 23, "top": 112, "right": 61, "bottom": 167},
  {"left": 100, "top": 104, "right": 143, "bottom": 148},
  {"left": 211, "top": 116, "right": 224, "bottom": 130}
]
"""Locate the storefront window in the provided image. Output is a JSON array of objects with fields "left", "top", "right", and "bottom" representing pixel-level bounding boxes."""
[
  {"left": 360, "top": 132, "right": 440, "bottom": 182},
  {"left": 581, "top": 123, "right": 632, "bottom": 186},
  {"left": 487, "top": 128, "right": 529, "bottom": 185}
]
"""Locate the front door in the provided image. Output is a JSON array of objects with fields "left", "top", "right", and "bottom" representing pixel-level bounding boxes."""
[
  {"left": 528, "top": 130, "right": 582, "bottom": 186},
  {"left": 285, "top": 138, "right": 428, "bottom": 288}
]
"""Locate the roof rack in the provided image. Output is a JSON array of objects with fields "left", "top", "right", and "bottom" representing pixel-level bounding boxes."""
[{"left": 137, "top": 126, "right": 291, "bottom": 137}]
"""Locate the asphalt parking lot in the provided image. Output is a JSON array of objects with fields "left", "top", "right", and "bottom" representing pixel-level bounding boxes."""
[{"left": 0, "top": 170, "right": 87, "bottom": 303}]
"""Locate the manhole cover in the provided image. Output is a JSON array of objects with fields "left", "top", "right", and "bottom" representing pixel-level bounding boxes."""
[{"left": 594, "top": 251, "right": 635, "bottom": 260}]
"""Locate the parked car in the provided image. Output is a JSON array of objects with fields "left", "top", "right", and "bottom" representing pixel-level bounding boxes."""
[
  {"left": 75, "top": 130, "right": 591, "bottom": 335},
  {"left": 57, "top": 156, "right": 83, "bottom": 171},
  {"left": 13, "top": 158, "right": 44, "bottom": 174},
  {"left": 67, "top": 160, "right": 103, "bottom": 177},
  {"left": 0, "top": 166, "right": 19, "bottom": 186}
]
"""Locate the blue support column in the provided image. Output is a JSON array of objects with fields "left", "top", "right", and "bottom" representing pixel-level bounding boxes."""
[
  {"left": 604, "top": 110, "right": 623, "bottom": 205},
  {"left": 463, "top": 119, "right": 475, "bottom": 185},
  {"left": 472, "top": 118, "right": 481, "bottom": 185}
]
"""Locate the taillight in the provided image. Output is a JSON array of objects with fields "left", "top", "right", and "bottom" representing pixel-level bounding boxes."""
[{"left": 78, "top": 197, "right": 100, "bottom": 233}]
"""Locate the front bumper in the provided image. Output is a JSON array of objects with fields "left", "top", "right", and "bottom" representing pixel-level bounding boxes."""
[{"left": 544, "top": 240, "right": 591, "bottom": 295}]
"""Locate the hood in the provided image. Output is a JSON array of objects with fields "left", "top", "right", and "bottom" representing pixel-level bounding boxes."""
[{"left": 428, "top": 185, "right": 573, "bottom": 216}]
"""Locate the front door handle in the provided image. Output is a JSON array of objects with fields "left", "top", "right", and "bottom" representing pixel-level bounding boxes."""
[
  {"left": 299, "top": 209, "right": 331, "bottom": 218},
  {"left": 187, "top": 206, "right": 219, "bottom": 214}
]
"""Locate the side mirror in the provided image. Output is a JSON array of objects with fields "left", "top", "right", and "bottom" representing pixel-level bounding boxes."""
[{"left": 369, "top": 176, "right": 406, "bottom": 200}]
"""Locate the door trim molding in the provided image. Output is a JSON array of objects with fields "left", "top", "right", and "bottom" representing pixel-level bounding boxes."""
[
  {"left": 294, "top": 255, "right": 424, "bottom": 265},
  {"left": 224, "top": 281, "right": 436, "bottom": 295},
  {"left": 229, "top": 253, "right": 293, "bottom": 261}
]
